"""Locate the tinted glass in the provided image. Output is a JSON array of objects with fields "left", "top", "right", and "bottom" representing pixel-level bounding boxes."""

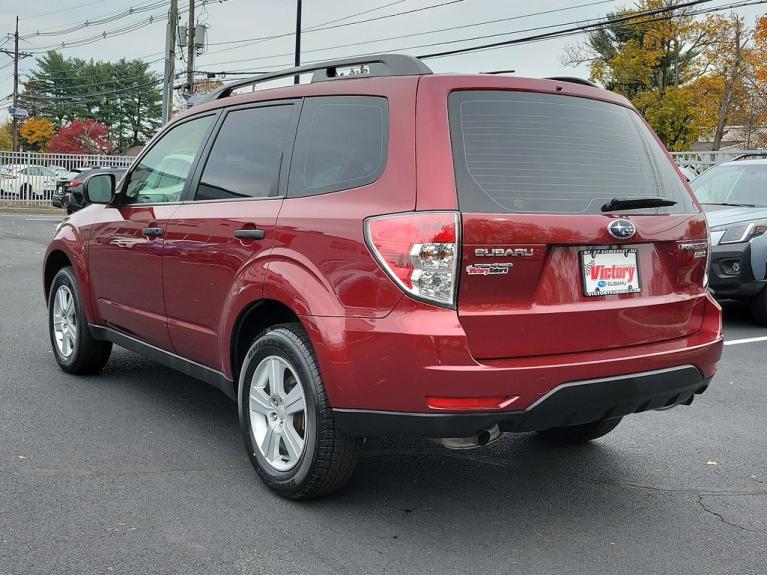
[
  {"left": 449, "top": 91, "right": 694, "bottom": 214},
  {"left": 125, "top": 115, "right": 213, "bottom": 204},
  {"left": 690, "top": 165, "right": 767, "bottom": 207},
  {"left": 196, "top": 105, "right": 292, "bottom": 201},
  {"left": 288, "top": 96, "right": 387, "bottom": 197}
]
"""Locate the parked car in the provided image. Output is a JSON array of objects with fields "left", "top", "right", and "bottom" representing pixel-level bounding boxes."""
[
  {"left": 678, "top": 164, "right": 698, "bottom": 182},
  {"left": 689, "top": 153, "right": 767, "bottom": 323},
  {"left": 43, "top": 54, "right": 723, "bottom": 499},
  {"left": 52, "top": 170, "right": 84, "bottom": 209},
  {"left": 0, "top": 164, "right": 58, "bottom": 199},
  {"left": 47, "top": 165, "right": 72, "bottom": 179},
  {"left": 52, "top": 168, "right": 127, "bottom": 213}
]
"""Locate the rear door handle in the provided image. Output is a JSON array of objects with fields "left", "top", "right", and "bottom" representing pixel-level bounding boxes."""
[
  {"left": 234, "top": 229, "right": 265, "bottom": 240},
  {"left": 143, "top": 226, "right": 164, "bottom": 237}
]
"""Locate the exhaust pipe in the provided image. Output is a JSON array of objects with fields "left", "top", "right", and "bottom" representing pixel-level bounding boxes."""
[{"left": 437, "top": 424, "right": 501, "bottom": 450}]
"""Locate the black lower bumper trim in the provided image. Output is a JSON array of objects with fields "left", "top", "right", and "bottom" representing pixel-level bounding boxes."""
[
  {"left": 334, "top": 365, "right": 711, "bottom": 437},
  {"left": 709, "top": 242, "right": 765, "bottom": 297}
]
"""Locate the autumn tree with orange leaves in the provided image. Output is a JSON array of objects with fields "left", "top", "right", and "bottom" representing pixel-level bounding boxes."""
[
  {"left": 563, "top": 0, "right": 767, "bottom": 150},
  {"left": 18, "top": 117, "right": 55, "bottom": 152}
]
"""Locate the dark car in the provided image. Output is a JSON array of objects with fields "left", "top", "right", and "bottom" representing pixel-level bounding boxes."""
[
  {"left": 43, "top": 54, "right": 723, "bottom": 499},
  {"left": 52, "top": 168, "right": 127, "bottom": 213},
  {"left": 689, "top": 154, "right": 767, "bottom": 323}
]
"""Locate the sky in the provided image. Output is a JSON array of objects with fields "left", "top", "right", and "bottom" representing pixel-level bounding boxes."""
[{"left": 0, "top": 0, "right": 765, "bottom": 123}]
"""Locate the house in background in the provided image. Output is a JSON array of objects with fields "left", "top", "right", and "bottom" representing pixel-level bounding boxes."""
[{"left": 692, "top": 125, "right": 767, "bottom": 151}]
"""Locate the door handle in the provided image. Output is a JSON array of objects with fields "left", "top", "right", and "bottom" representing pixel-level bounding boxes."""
[
  {"left": 143, "top": 226, "right": 164, "bottom": 237},
  {"left": 234, "top": 229, "right": 265, "bottom": 240}
]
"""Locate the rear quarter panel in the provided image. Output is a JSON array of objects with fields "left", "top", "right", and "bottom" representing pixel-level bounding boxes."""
[{"left": 263, "top": 77, "right": 420, "bottom": 319}]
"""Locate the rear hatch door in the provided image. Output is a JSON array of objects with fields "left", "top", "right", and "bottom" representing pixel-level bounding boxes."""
[{"left": 448, "top": 89, "right": 708, "bottom": 359}]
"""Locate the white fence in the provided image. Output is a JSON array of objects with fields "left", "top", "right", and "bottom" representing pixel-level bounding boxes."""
[
  {"left": 669, "top": 149, "right": 765, "bottom": 177},
  {"left": 0, "top": 148, "right": 763, "bottom": 209},
  {"left": 0, "top": 151, "right": 134, "bottom": 207}
]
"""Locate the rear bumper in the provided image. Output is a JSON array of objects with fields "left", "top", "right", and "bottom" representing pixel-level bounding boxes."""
[
  {"left": 302, "top": 292, "right": 723, "bottom": 429},
  {"left": 709, "top": 242, "right": 766, "bottom": 298},
  {"left": 335, "top": 365, "right": 712, "bottom": 437}
]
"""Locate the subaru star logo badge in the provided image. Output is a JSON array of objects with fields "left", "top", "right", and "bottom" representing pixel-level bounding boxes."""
[{"left": 607, "top": 219, "right": 636, "bottom": 240}]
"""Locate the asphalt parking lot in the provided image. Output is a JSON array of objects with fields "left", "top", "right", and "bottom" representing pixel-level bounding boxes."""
[{"left": 0, "top": 212, "right": 765, "bottom": 575}]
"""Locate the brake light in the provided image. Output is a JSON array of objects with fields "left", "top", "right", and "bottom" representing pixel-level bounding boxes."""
[
  {"left": 69, "top": 180, "right": 82, "bottom": 187},
  {"left": 365, "top": 211, "right": 459, "bottom": 307}
]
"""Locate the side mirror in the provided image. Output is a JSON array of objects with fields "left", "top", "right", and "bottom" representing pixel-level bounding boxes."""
[{"left": 83, "top": 173, "right": 116, "bottom": 204}]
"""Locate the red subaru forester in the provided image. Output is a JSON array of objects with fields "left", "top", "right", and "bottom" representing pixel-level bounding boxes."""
[{"left": 44, "top": 55, "right": 723, "bottom": 499}]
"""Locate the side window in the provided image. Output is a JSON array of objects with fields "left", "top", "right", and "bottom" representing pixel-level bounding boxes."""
[
  {"left": 125, "top": 115, "right": 214, "bottom": 204},
  {"left": 195, "top": 104, "right": 293, "bottom": 201},
  {"left": 288, "top": 96, "right": 388, "bottom": 197}
]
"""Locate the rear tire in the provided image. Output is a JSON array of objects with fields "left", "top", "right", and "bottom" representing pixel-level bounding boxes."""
[
  {"left": 48, "top": 267, "right": 112, "bottom": 374},
  {"left": 750, "top": 286, "right": 767, "bottom": 326},
  {"left": 536, "top": 417, "right": 622, "bottom": 444},
  {"left": 238, "top": 322, "right": 361, "bottom": 499}
]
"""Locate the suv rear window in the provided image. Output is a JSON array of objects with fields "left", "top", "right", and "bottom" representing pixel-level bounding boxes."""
[
  {"left": 288, "top": 96, "right": 388, "bottom": 197},
  {"left": 448, "top": 91, "right": 694, "bottom": 214}
]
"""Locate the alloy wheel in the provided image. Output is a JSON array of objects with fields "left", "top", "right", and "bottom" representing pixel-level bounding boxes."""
[
  {"left": 52, "top": 285, "right": 77, "bottom": 358},
  {"left": 248, "top": 355, "right": 308, "bottom": 471}
]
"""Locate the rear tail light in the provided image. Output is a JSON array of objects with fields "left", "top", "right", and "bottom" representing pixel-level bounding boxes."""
[
  {"left": 365, "top": 211, "right": 459, "bottom": 307},
  {"left": 69, "top": 180, "right": 82, "bottom": 187},
  {"left": 1, "top": 174, "right": 17, "bottom": 179}
]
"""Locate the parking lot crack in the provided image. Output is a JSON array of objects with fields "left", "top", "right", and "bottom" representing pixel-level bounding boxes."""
[{"left": 696, "top": 494, "right": 767, "bottom": 535}]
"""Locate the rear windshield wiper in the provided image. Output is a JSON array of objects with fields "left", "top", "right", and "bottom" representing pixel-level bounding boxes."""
[
  {"left": 700, "top": 202, "right": 756, "bottom": 208},
  {"left": 601, "top": 197, "right": 677, "bottom": 212}
]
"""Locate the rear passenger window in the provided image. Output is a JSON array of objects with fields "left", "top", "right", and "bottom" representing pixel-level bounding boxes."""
[
  {"left": 196, "top": 105, "right": 293, "bottom": 201},
  {"left": 288, "top": 96, "right": 388, "bottom": 197}
]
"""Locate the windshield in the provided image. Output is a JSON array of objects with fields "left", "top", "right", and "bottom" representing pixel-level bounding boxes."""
[{"left": 690, "top": 164, "right": 767, "bottom": 206}]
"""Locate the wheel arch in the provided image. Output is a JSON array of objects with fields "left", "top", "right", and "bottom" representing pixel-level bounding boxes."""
[
  {"left": 44, "top": 249, "right": 73, "bottom": 301},
  {"left": 229, "top": 299, "right": 304, "bottom": 393}
]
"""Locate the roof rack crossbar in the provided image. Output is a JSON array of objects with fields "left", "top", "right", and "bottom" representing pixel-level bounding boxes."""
[
  {"left": 196, "top": 54, "right": 432, "bottom": 105},
  {"left": 544, "top": 76, "right": 598, "bottom": 88}
]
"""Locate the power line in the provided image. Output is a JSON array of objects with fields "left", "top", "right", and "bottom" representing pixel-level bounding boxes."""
[
  {"left": 199, "top": 0, "right": 618, "bottom": 68},
  {"left": 202, "top": 0, "right": 467, "bottom": 58},
  {"left": 202, "top": 0, "right": 758, "bottom": 75},
  {"left": 25, "top": 0, "right": 224, "bottom": 52},
  {"left": 15, "top": 1, "right": 109, "bottom": 22},
  {"left": 417, "top": 0, "right": 744, "bottom": 59},
  {"left": 22, "top": 75, "right": 172, "bottom": 104},
  {"left": 21, "top": 0, "right": 167, "bottom": 37}
]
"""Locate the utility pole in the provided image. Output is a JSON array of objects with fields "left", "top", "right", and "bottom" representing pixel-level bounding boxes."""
[
  {"left": 162, "top": 0, "right": 179, "bottom": 123},
  {"left": 2, "top": 17, "right": 31, "bottom": 147},
  {"left": 12, "top": 17, "right": 19, "bottom": 151},
  {"left": 294, "top": 0, "right": 302, "bottom": 84},
  {"left": 186, "top": 0, "right": 195, "bottom": 95}
]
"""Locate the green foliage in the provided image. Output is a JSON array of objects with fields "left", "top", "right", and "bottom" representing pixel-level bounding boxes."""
[
  {"left": 20, "top": 51, "right": 162, "bottom": 153},
  {"left": 0, "top": 122, "right": 11, "bottom": 151}
]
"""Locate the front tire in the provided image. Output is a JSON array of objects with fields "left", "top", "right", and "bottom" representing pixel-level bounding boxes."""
[
  {"left": 48, "top": 267, "right": 112, "bottom": 374},
  {"left": 238, "top": 323, "right": 360, "bottom": 499},
  {"left": 536, "top": 417, "right": 622, "bottom": 444}
]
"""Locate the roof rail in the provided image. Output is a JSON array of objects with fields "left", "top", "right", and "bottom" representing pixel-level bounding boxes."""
[
  {"left": 196, "top": 54, "right": 432, "bottom": 105},
  {"left": 732, "top": 151, "right": 767, "bottom": 161},
  {"left": 544, "top": 76, "right": 598, "bottom": 88}
]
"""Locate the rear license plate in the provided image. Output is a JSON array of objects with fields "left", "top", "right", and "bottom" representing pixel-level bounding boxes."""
[{"left": 580, "top": 249, "right": 641, "bottom": 296}]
